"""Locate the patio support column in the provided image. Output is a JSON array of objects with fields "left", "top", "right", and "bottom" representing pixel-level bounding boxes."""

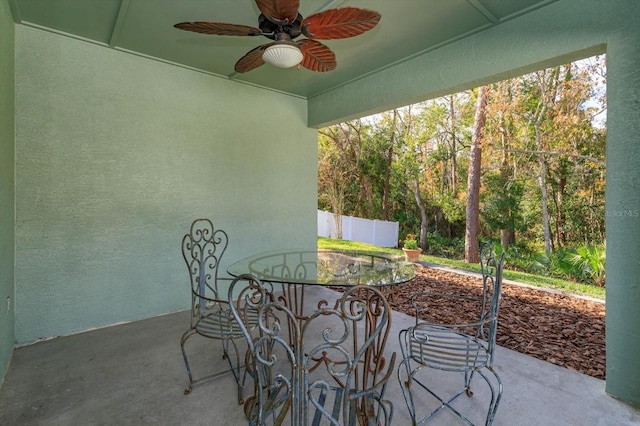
[{"left": 605, "top": 30, "right": 640, "bottom": 407}]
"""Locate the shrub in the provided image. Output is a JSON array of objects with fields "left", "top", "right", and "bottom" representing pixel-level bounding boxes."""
[
  {"left": 527, "top": 244, "right": 606, "bottom": 287},
  {"left": 426, "top": 233, "right": 464, "bottom": 258},
  {"left": 403, "top": 233, "right": 419, "bottom": 250},
  {"left": 562, "top": 244, "right": 606, "bottom": 286}
]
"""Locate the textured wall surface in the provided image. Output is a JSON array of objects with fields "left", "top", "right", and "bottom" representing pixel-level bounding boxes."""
[
  {"left": 0, "top": 0, "right": 15, "bottom": 384},
  {"left": 14, "top": 26, "right": 317, "bottom": 344},
  {"left": 604, "top": 24, "right": 640, "bottom": 407}
]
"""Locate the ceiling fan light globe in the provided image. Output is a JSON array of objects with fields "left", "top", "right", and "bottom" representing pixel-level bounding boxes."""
[{"left": 262, "top": 43, "right": 303, "bottom": 68}]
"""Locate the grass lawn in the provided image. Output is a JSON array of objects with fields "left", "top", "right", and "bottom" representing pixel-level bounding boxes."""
[{"left": 318, "top": 237, "right": 605, "bottom": 300}]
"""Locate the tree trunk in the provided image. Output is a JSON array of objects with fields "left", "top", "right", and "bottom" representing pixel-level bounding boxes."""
[
  {"left": 333, "top": 211, "right": 343, "bottom": 239},
  {"left": 329, "top": 180, "right": 344, "bottom": 239},
  {"left": 411, "top": 180, "right": 429, "bottom": 250},
  {"left": 499, "top": 115, "right": 516, "bottom": 251},
  {"left": 536, "top": 122, "right": 553, "bottom": 256},
  {"left": 382, "top": 110, "right": 397, "bottom": 220},
  {"left": 556, "top": 173, "right": 567, "bottom": 247},
  {"left": 465, "top": 86, "right": 489, "bottom": 263},
  {"left": 449, "top": 96, "right": 457, "bottom": 193},
  {"left": 530, "top": 68, "right": 560, "bottom": 256},
  {"left": 500, "top": 229, "right": 516, "bottom": 250}
]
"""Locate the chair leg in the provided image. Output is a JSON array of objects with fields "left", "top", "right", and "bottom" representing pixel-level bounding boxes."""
[
  {"left": 180, "top": 328, "right": 197, "bottom": 395},
  {"left": 397, "top": 357, "right": 420, "bottom": 426},
  {"left": 401, "top": 361, "right": 498, "bottom": 426},
  {"left": 477, "top": 367, "right": 503, "bottom": 426},
  {"left": 398, "top": 330, "right": 420, "bottom": 426},
  {"left": 223, "top": 336, "right": 248, "bottom": 405},
  {"left": 181, "top": 329, "right": 247, "bottom": 403},
  {"left": 422, "top": 367, "right": 502, "bottom": 426},
  {"left": 465, "top": 369, "right": 476, "bottom": 397}
]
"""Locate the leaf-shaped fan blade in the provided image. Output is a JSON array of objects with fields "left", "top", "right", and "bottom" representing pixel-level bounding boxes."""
[
  {"left": 301, "top": 7, "right": 381, "bottom": 40},
  {"left": 255, "top": 0, "right": 299, "bottom": 24},
  {"left": 234, "top": 43, "right": 273, "bottom": 73},
  {"left": 174, "top": 22, "right": 261, "bottom": 36},
  {"left": 299, "top": 39, "right": 336, "bottom": 72}
]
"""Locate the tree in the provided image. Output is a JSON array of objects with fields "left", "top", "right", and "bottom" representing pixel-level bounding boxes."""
[
  {"left": 516, "top": 68, "right": 560, "bottom": 256},
  {"left": 396, "top": 105, "right": 430, "bottom": 249},
  {"left": 484, "top": 79, "right": 521, "bottom": 249},
  {"left": 465, "top": 86, "right": 489, "bottom": 263},
  {"left": 317, "top": 56, "right": 606, "bottom": 260},
  {"left": 482, "top": 172, "right": 524, "bottom": 247},
  {"left": 318, "top": 130, "right": 348, "bottom": 238}
]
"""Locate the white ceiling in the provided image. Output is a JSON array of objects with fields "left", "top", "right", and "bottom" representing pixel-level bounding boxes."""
[{"left": 9, "top": 0, "right": 558, "bottom": 98}]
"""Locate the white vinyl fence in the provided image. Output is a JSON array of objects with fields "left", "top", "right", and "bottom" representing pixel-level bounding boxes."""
[{"left": 317, "top": 210, "right": 399, "bottom": 248}]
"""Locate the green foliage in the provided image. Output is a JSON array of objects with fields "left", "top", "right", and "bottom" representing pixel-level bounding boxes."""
[
  {"left": 317, "top": 56, "right": 606, "bottom": 267},
  {"left": 482, "top": 172, "right": 525, "bottom": 232},
  {"left": 317, "top": 237, "right": 605, "bottom": 300},
  {"left": 426, "top": 233, "right": 465, "bottom": 257},
  {"left": 527, "top": 244, "right": 606, "bottom": 286},
  {"left": 505, "top": 248, "right": 534, "bottom": 274},
  {"left": 317, "top": 237, "right": 401, "bottom": 257},
  {"left": 403, "top": 236, "right": 419, "bottom": 249},
  {"left": 433, "top": 194, "right": 466, "bottom": 224},
  {"left": 562, "top": 244, "right": 606, "bottom": 286}
]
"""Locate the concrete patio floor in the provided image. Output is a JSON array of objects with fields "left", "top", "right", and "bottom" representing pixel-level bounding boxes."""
[{"left": 1, "top": 285, "right": 639, "bottom": 425}]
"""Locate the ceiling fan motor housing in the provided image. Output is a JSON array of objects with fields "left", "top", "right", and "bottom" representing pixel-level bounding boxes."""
[{"left": 258, "top": 13, "right": 303, "bottom": 40}]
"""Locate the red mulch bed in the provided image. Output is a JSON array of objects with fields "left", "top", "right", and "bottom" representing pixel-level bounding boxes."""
[{"left": 390, "top": 265, "right": 606, "bottom": 380}]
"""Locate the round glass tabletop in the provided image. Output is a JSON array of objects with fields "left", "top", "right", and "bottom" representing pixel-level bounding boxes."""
[{"left": 228, "top": 249, "right": 415, "bottom": 287}]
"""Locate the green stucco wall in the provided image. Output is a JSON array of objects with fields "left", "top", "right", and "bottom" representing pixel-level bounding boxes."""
[
  {"left": 0, "top": 0, "right": 15, "bottom": 384},
  {"left": 604, "top": 21, "right": 640, "bottom": 408},
  {"left": 14, "top": 26, "right": 318, "bottom": 344},
  {"left": 308, "top": 0, "right": 640, "bottom": 408}
]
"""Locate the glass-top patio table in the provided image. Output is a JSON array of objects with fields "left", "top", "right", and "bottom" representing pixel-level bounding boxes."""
[
  {"left": 228, "top": 249, "right": 415, "bottom": 316},
  {"left": 228, "top": 248, "right": 415, "bottom": 287},
  {"left": 227, "top": 249, "right": 415, "bottom": 423}
]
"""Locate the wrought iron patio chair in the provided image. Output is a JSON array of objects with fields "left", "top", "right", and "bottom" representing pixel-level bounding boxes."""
[
  {"left": 180, "top": 218, "right": 250, "bottom": 403},
  {"left": 397, "top": 243, "right": 505, "bottom": 425},
  {"left": 229, "top": 275, "right": 396, "bottom": 426}
]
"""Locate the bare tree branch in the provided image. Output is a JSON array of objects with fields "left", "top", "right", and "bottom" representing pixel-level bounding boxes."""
[{"left": 506, "top": 149, "right": 605, "bottom": 167}]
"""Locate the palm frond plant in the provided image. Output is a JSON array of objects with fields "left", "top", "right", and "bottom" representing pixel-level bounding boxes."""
[{"left": 563, "top": 244, "right": 606, "bottom": 286}]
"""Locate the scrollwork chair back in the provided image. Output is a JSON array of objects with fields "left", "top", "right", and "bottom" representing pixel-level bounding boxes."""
[{"left": 179, "top": 218, "right": 248, "bottom": 403}]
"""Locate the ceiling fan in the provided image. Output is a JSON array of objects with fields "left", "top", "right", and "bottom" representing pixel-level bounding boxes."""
[{"left": 174, "top": 0, "right": 381, "bottom": 73}]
